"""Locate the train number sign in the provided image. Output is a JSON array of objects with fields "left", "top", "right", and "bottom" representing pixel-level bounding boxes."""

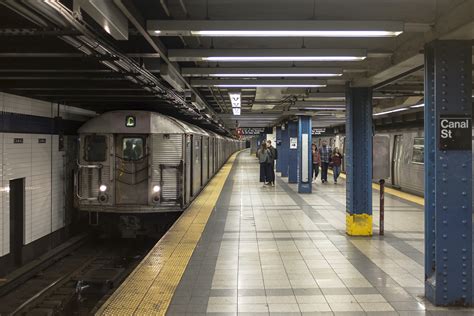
[
  {"left": 125, "top": 115, "right": 136, "bottom": 127},
  {"left": 439, "top": 115, "right": 471, "bottom": 150}
]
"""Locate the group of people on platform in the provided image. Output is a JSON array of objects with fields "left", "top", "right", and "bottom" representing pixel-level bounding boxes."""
[
  {"left": 311, "top": 140, "right": 343, "bottom": 184},
  {"left": 257, "top": 140, "right": 278, "bottom": 186},
  {"left": 257, "top": 139, "right": 343, "bottom": 186}
]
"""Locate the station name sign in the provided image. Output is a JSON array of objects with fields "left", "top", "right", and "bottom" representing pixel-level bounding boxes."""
[{"left": 439, "top": 115, "right": 472, "bottom": 150}]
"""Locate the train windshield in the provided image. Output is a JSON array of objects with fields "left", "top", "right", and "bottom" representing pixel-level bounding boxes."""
[
  {"left": 122, "top": 137, "right": 144, "bottom": 161},
  {"left": 84, "top": 135, "right": 107, "bottom": 162}
]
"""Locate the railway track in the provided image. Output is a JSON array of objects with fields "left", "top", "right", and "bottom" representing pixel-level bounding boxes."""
[{"left": 0, "top": 237, "right": 156, "bottom": 316}]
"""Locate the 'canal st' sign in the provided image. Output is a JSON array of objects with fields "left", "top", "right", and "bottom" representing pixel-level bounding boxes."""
[{"left": 439, "top": 115, "right": 472, "bottom": 150}]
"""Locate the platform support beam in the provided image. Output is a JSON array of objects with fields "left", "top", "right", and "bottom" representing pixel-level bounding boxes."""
[
  {"left": 280, "top": 123, "right": 289, "bottom": 177},
  {"left": 288, "top": 120, "right": 298, "bottom": 183},
  {"left": 424, "top": 40, "right": 472, "bottom": 306},
  {"left": 276, "top": 125, "right": 282, "bottom": 173},
  {"left": 297, "top": 116, "right": 312, "bottom": 193},
  {"left": 345, "top": 86, "right": 373, "bottom": 236}
]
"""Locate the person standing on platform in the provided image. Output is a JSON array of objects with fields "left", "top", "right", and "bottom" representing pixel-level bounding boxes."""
[
  {"left": 266, "top": 140, "right": 277, "bottom": 187},
  {"left": 332, "top": 147, "right": 343, "bottom": 184},
  {"left": 257, "top": 142, "right": 270, "bottom": 185},
  {"left": 319, "top": 140, "right": 332, "bottom": 183},
  {"left": 311, "top": 144, "right": 321, "bottom": 183}
]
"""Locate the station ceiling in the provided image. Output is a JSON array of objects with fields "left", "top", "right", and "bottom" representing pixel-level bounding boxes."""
[{"left": 0, "top": 0, "right": 472, "bottom": 133}]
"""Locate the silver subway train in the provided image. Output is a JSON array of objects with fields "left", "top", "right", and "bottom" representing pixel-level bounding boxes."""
[
  {"left": 315, "top": 128, "right": 474, "bottom": 197},
  {"left": 316, "top": 130, "right": 425, "bottom": 195},
  {"left": 75, "top": 110, "right": 244, "bottom": 237}
]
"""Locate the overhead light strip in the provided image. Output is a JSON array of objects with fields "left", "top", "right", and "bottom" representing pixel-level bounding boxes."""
[
  {"left": 373, "top": 107, "right": 409, "bottom": 116},
  {"left": 216, "top": 84, "right": 326, "bottom": 88},
  {"left": 191, "top": 30, "right": 402, "bottom": 37},
  {"left": 203, "top": 56, "right": 366, "bottom": 62},
  {"left": 209, "top": 73, "right": 342, "bottom": 77}
]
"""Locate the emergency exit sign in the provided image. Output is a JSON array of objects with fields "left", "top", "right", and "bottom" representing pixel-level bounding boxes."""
[{"left": 439, "top": 115, "right": 472, "bottom": 150}]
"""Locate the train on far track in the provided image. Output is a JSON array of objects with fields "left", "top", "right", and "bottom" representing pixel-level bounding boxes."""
[
  {"left": 75, "top": 110, "right": 244, "bottom": 237},
  {"left": 315, "top": 127, "right": 474, "bottom": 197}
]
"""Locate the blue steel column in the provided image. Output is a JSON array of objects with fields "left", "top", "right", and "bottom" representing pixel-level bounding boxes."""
[
  {"left": 288, "top": 120, "right": 298, "bottom": 183},
  {"left": 345, "top": 86, "right": 373, "bottom": 236},
  {"left": 276, "top": 125, "right": 282, "bottom": 172},
  {"left": 280, "top": 123, "right": 289, "bottom": 177},
  {"left": 424, "top": 40, "right": 472, "bottom": 306},
  {"left": 298, "top": 116, "right": 312, "bottom": 193}
]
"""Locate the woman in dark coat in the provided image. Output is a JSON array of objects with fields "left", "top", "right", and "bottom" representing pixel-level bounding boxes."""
[{"left": 257, "top": 143, "right": 270, "bottom": 184}]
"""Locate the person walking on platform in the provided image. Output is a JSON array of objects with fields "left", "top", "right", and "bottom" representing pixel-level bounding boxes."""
[
  {"left": 257, "top": 142, "right": 270, "bottom": 185},
  {"left": 332, "top": 147, "right": 343, "bottom": 184},
  {"left": 319, "top": 140, "right": 332, "bottom": 183},
  {"left": 311, "top": 144, "right": 321, "bottom": 183},
  {"left": 266, "top": 140, "right": 277, "bottom": 186}
]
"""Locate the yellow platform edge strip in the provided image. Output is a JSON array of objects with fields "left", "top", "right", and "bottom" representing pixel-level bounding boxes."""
[
  {"left": 96, "top": 151, "right": 240, "bottom": 316},
  {"left": 332, "top": 172, "right": 424, "bottom": 206}
]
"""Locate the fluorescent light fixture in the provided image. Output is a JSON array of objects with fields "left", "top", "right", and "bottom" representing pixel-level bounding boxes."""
[
  {"left": 302, "top": 107, "right": 346, "bottom": 111},
  {"left": 232, "top": 108, "right": 241, "bottom": 115},
  {"left": 203, "top": 56, "right": 365, "bottom": 62},
  {"left": 182, "top": 67, "right": 343, "bottom": 77},
  {"left": 168, "top": 49, "right": 367, "bottom": 62},
  {"left": 209, "top": 73, "right": 342, "bottom": 77},
  {"left": 191, "top": 30, "right": 401, "bottom": 37},
  {"left": 154, "top": 30, "right": 161, "bottom": 34},
  {"left": 410, "top": 103, "right": 425, "bottom": 108},
  {"left": 216, "top": 84, "right": 326, "bottom": 88},
  {"left": 148, "top": 20, "right": 405, "bottom": 38},
  {"left": 229, "top": 92, "right": 241, "bottom": 108},
  {"left": 373, "top": 107, "right": 408, "bottom": 116}
]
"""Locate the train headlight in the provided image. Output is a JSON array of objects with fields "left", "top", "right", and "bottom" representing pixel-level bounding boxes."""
[
  {"left": 99, "top": 184, "right": 107, "bottom": 192},
  {"left": 153, "top": 185, "right": 160, "bottom": 193}
]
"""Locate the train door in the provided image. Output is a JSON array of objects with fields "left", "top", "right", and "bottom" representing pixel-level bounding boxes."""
[
  {"left": 10, "top": 178, "right": 24, "bottom": 267},
  {"left": 392, "top": 135, "right": 403, "bottom": 187},
  {"left": 115, "top": 135, "right": 148, "bottom": 204},
  {"left": 185, "top": 135, "right": 192, "bottom": 203},
  {"left": 192, "top": 136, "right": 202, "bottom": 195}
]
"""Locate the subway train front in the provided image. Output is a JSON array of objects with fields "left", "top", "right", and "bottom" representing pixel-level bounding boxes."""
[{"left": 74, "top": 111, "right": 244, "bottom": 237}]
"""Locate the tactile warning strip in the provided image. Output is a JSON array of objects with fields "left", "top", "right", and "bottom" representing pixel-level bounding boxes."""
[{"left": 96, "top": 153, "right": 239, "bottom": 316}]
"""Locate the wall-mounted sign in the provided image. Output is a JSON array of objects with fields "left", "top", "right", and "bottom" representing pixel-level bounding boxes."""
[
  {"left": 439, "top": 115, "right": 472, "bottom": 150},
  {"left": 125, "top": 115, "right": 136, "bottom": 127},
  {"left": 13, "top": 138, "right": 23, "bottom": 144},
  {"left": 38, "top": 138, "right": 47, "bottom": 144},
  {"left": 290, "top": 137, "right": 298, "bottom": 149}
]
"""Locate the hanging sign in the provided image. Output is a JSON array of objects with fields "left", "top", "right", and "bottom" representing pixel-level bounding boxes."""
[{"left": 439, "top": 115, "right": 472, "bottom": 150}]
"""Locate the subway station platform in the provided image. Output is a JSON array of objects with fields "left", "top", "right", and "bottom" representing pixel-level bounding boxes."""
[{"left": 98, "top": 150, "right": 473, "bottom": 316}]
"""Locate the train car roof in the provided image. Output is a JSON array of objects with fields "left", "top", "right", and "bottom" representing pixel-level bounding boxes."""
[{"left": 78, "top": 110, "right": 209, "bottom": 136}]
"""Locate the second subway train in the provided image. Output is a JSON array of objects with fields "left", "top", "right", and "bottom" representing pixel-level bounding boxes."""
[{"left": 75, "top": 110, "right": 244, "bottom": 237}]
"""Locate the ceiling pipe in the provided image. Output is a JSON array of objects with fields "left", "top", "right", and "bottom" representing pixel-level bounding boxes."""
[{"left": 12, "top": 1, "right": 232, "bottom": 133}]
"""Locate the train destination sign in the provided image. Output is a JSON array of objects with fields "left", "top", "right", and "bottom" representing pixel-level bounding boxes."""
[{"left": 439, "top": 115, "right": 471, "bottom": 150}]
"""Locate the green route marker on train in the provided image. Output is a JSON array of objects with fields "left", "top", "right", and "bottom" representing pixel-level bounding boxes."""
[{"left": 126, "top": 115, "right": 136, "bottom": 127}]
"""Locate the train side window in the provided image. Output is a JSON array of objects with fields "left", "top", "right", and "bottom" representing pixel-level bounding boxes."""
[
  {"left": 411, "top": 137, "right": 424, "bottom": 164},
  {"left": 122, "top": 137, "right": 144, "bottom": 161},
  {"left": 84, "top": 135, "right": 107, "bottom": 162}
]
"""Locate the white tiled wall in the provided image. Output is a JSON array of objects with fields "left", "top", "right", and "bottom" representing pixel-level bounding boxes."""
[{"left": 0, "top": 93, "right": 95, "bottom": 257}]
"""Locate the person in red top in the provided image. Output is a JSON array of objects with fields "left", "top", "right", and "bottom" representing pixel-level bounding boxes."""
[
  {"left": 331, "top": 147, "right": 343, "bottom": 184},
  {"left": 311, "top": 144, "right": 321, "bottom": 183}
]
